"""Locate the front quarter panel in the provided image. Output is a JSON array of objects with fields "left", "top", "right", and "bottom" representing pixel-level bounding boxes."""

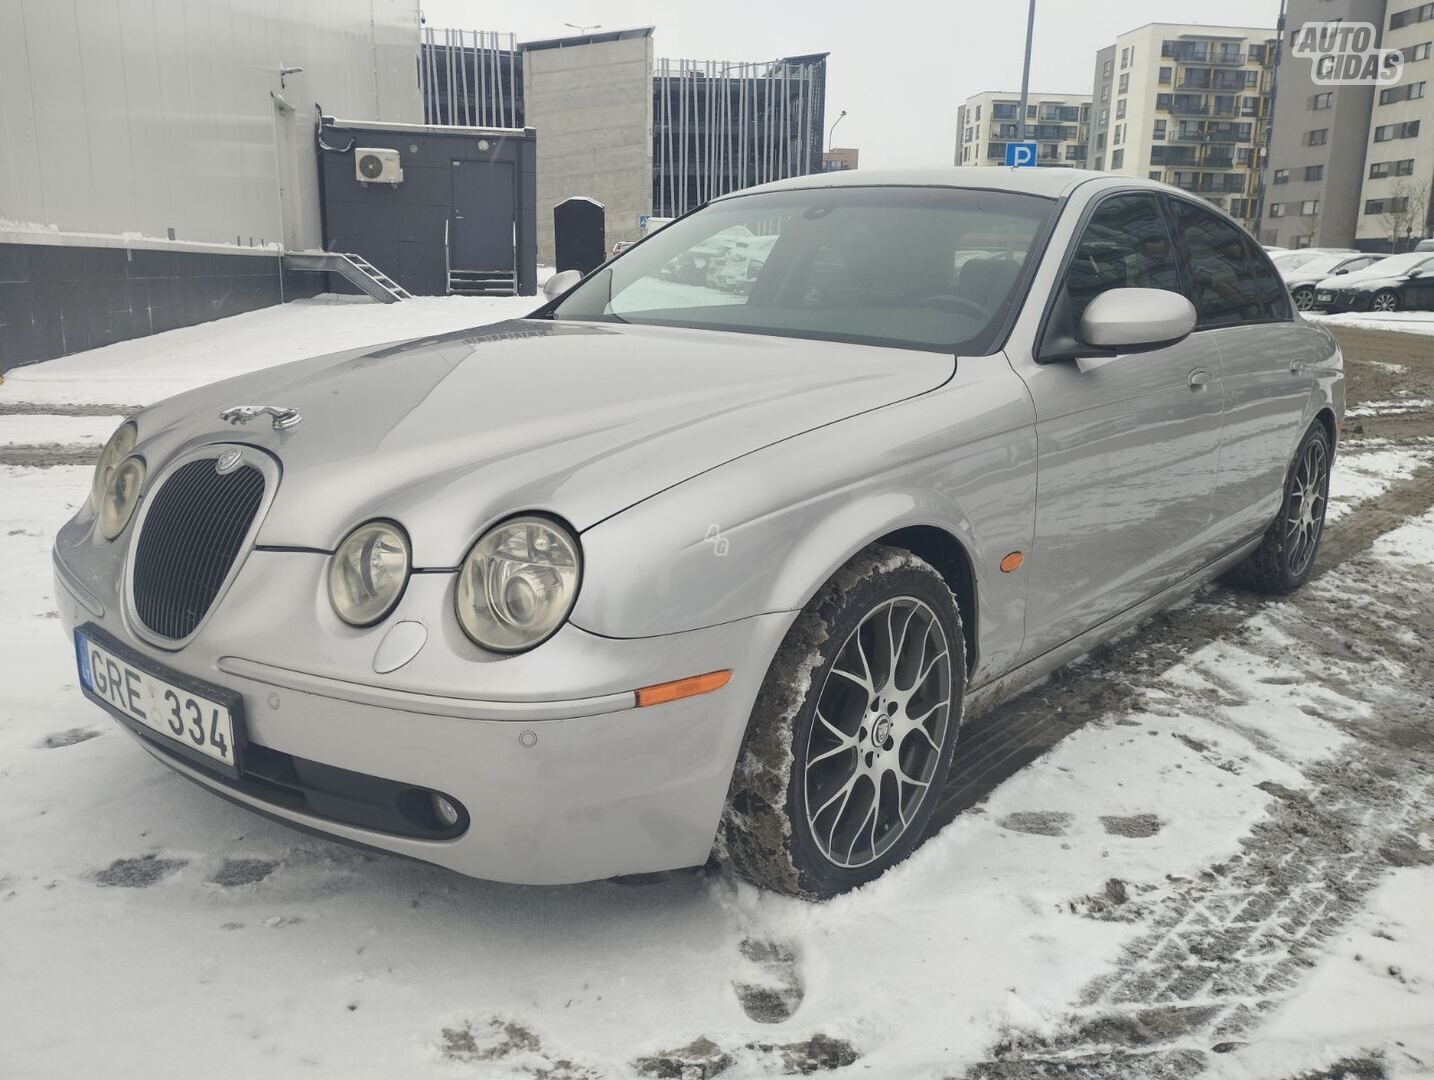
[{"left": 570, "top": 353, "right": 1039, "bottom": 684}]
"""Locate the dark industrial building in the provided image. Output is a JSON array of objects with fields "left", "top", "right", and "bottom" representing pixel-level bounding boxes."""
[{"left": 316, "top": 117, "right": 537, "bottom": 298}]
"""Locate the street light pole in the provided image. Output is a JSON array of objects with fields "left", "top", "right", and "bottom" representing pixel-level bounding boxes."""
[
  {"left": 1017, "top": 0, "right": 1036, "bottom": 143},
  {"left": 828, "top": 109, "right": 847, "bottom": 150}
]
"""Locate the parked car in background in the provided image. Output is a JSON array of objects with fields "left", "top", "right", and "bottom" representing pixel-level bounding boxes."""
[
  {"left": 662, "top": 225, "right": 752, "bottom": 284},
  {"left": 710, "top": 233, "right": 779, "bottom": 290},
  {"left": 56, "top": 169, "right": 1341, "bottom": 899},
  {"left": 1269, "top": 248, "right": 1356, "bottom": 272},
  {"left": 1283, "top": 252, "right": 1385, "bottom": 311},
  {"left": 1313, "top": 251, "right": 1434, "bottom": 312},
  {"left": 1415, "top": 238, "right": 1434, "bottom": 252}
]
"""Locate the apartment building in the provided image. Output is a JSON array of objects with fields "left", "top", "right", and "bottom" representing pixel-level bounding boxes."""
[
  {"left": 1261, "top": 0, "right": 1386, "bottom": 248},
  {"left": 1086, "top": 23, "right": 1278, "bottom": 230},
  {"left": 1355, "top": 2, "right": 1434, "bottom": 247},
  {"left": 955, "top": 91, "right": 1092, "bottom": 167}
]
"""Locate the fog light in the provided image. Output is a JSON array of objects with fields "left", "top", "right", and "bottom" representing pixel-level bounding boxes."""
[{"left": 432, "top": 794, "right": 460, "bottom": 827}]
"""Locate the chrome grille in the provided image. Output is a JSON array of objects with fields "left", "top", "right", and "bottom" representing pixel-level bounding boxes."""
[{"left": 131, "top": 457, "right": 266, "bottom": 641}]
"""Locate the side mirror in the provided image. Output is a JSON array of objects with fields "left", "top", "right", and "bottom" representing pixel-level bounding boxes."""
[
  {"left": 1335, "top": 268, "right": 1349, "bottom": 275},
  {"left": 542, "top": 269, "right": 583, "bottom": 301},
  {"left": 1407, "top": 268, "right": 1423, "bottom": 279},
  {"left": 1078, "top": 288, "right": 1197, "bottom": 350}
]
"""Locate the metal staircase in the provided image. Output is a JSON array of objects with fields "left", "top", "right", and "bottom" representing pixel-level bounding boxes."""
[
  {"left": 447, "top": 268, "right": 517, "bottom": 296},
  {"left": 282, "top": 252, "right": 412, "bottom": 303},
  {"left": 442, "top": 219, "right": 517, "bottom": 297}
]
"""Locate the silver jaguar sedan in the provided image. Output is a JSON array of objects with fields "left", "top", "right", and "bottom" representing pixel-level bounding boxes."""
[{"left": 54, "top": 168, "right": 1342, "bottom": 898}]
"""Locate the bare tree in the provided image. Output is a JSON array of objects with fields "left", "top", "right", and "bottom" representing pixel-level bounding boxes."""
[
  {"left": 1381, "top": 180, "right": 1431, "bottom": 251},
  {"left": 1297, "top": 205, "right": 1321, "bottom": 249}
]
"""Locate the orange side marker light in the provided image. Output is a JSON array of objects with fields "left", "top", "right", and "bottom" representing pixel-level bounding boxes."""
[
  {"left": 1000, "top": 551, "right": 1025, "bottom": 573},
  {"left": 636, "top": 670, "right": 733, "bottom": 708}
]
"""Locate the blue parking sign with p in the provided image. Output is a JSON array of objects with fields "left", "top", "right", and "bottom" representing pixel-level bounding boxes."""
[{"left": 1006, "top": 141, "right": 1037, "bottom": 168}]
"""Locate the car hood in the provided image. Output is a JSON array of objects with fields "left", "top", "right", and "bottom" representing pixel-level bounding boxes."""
[
  {"left": 1313, "top": 272, "right": 1395, "bottom": 290},
  {"left": 135, "top": 319, "right": 954, "bottom": 565}
]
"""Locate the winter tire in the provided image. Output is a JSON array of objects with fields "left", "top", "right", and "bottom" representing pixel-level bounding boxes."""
[
  {"left": 718, "top": 545, "right": 966, "bottom": 898},
  {"left": 1371, "top": 289, "right": 1399, "bottom": 312},
  {"left": 1292, "top": 287, "right": 1315, "bottom": 312},
  {"left": 1224, "top": 421, "right": 1332, "bottom": 594}
]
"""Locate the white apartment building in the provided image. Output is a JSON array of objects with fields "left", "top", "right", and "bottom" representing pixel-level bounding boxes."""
[
  {"left": 956, "top": 91, "right": 1092, "bottom": 168},
  {"left": 1355, "top": 2, "right": 1434, "bottom": 246},
  {"left": 1087, "top": 23, "right": 1278, "bottom": 230}
]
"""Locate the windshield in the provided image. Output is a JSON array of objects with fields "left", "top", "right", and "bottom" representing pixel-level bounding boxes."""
[
  {"left": 1285, "top": 254, "right": 1348, "bottom": 278},
  {"left": 1345, "top": 252, "right": 1433, "bottom": 279},
  {"left": 549, "top": 186, "right": 1057, "bottom": 353},
  {"left": 1271, "top": 249, "right": 1333, "bottom": 270}
]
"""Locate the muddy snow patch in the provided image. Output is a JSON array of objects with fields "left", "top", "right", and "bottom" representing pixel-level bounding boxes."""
[
  {"left": 1100, "top": 814, "right": 1164, "bottom": 838},
  {"left": 999, "top": 810, "right": 1075, "bottom": 836},
  {"left": 35, "top": 727, "right": 102, "bottom": 749},
  {"left": 208, "top": 858, "right": 278, "bottom": 888},
  {"left": 1328, "top": 442, "right": 1434, "bottom": 523},
  {"left": 93, "top": 855, "right": 187, "bottom": 888}
]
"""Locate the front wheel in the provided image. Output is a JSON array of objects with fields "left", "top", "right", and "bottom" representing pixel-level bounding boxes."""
[
  {"left": 718, "top": 546, "right": 966, "bottom": 898},
  {"left": 1292, "top": 287, "right": 1315, "bottom": 312},
  {"left": 1372, "top": 289, "right": 1400, "bottom": 312},
  {"left": 1224, "top": 422, "right": 1332, "bottom": 594}
]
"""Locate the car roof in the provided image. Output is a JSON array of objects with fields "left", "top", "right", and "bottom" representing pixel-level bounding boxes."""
[{"left": 723, "top": 166, "right": 1109, "bottom": 201}]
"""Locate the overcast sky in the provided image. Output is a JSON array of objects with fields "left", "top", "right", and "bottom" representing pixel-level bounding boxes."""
[{"left": 420, "top": 0, "right": 1283, "bottom": 167}]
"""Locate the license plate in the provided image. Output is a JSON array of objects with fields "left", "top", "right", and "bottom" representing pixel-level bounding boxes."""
[
  {"left": 76, "top": 627, "right": 243, "bottom": 777},
  {"left": 1317, "top": 291, "right": 1334, "bottom": 301}
]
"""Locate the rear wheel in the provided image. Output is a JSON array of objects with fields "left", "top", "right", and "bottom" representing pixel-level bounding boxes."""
[
  {"left": 1372, "top": 289, "right": 1400, "bottom": 312},
  {"left": 718, "top": 546, "right": 966, "bottom": 898},
  {"left": 1224, "top": 422, "right": 1332, "bottom": 594},
  {"left": 1292, "top": 287, "right": 1315, "bottom": 312}
]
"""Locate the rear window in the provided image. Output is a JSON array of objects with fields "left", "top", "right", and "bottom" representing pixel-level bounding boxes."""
[
  {"left": 549, "top": 186, "right": 1057, "bottom": 353},
  {"left": 1171, "top": 199, "right": 1289, "bottom": 325}
]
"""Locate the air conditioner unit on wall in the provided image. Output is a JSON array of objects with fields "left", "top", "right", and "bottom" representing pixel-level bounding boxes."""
[{"left": 355, "top": 148, "right": 403, "bottom": 184}]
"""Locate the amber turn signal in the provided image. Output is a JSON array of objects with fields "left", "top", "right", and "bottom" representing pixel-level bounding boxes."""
[
  {"left": 636, "top": 669, "right": 733, "bottom": 707},
  {"left": 1000, "top": 551, "right": 1025, "bottom": 573}
]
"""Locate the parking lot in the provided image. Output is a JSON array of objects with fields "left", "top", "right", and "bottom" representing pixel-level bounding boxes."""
[{"left": 1, "top": 302, "right": 1431, "bottom": 1079}]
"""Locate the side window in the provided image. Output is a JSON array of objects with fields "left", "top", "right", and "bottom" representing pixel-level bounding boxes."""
[
  {"left": 1064, "top": 193, "right": 1181, "bottom": 322},
  {"left": 1243, "top": 240, "right": 1292, "bottom": 321},
  {"left": 1171, "top": 199, "right": 1288, "bottom": 325}
]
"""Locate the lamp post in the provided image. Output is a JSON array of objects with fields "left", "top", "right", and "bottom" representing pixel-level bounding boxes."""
[
  {"left": 564, "top": 22, "right": 601, "bottom": 33},
  {"left": 1017, "top": 0, "right": 1036, "bottom": 142},
  {"left": 828, "top": 109, "right": 847, "bottom": 150}
]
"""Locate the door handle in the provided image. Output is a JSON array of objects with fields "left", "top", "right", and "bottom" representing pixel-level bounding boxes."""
[
  {"left": 1290, "top": 359, "right": 1307, "bottom": 375},
  {"left": 1188, "top": 368, "right": 1211, "bottom": 390}
]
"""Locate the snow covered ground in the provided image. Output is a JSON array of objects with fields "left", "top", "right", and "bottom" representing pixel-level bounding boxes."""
[
  {"left": 1309, "top": 310, "right": 1434, "bottom": 337},
  {"left": 2, "top": 298, "right": 1433, "bottom": 1079}
]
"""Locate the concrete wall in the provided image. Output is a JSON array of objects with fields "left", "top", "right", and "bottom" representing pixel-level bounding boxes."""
[
  {"left": 523, "top": 35, "right": 654, "bottom": 264},
  {"left": 0, "top": 0, "right": 422, "bottom": 370},
  {"left": 1262, "top": 0, "right": 1385, "bottom": 248},
  {"left": 0, "top": 0, "right": 422, "bottom": 250}
]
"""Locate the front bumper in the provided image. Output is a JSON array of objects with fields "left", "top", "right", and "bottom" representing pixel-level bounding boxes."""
[
  {"left": 1311, "top": 289, "right": 1375, "bottom": 313},
  {"left": 53, "top": 544, "right": 794, "bottom": 884}
]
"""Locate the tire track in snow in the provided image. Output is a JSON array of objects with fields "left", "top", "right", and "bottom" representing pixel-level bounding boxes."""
[{"left": 957, "top": 502, "right": 1434, "bottom": 1080}]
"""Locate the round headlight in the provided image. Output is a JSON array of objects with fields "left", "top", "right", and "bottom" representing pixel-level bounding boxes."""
[
  {"left": 91, "top": 420, "right": 137, "bottom": 514},
  {"left": 328, "top": 521, "right": 411, "bottom": 626},
  {"left": 99, "top": 456, "right": 146, "bottom": 540},
  {"left": 456, "top": 516, "right": 581, "bottom": 652}
]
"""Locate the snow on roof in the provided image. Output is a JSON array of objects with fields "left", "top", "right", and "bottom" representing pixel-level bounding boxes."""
[{"left": 727, "top": 166, "right": 1103, "bottom": 201}]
